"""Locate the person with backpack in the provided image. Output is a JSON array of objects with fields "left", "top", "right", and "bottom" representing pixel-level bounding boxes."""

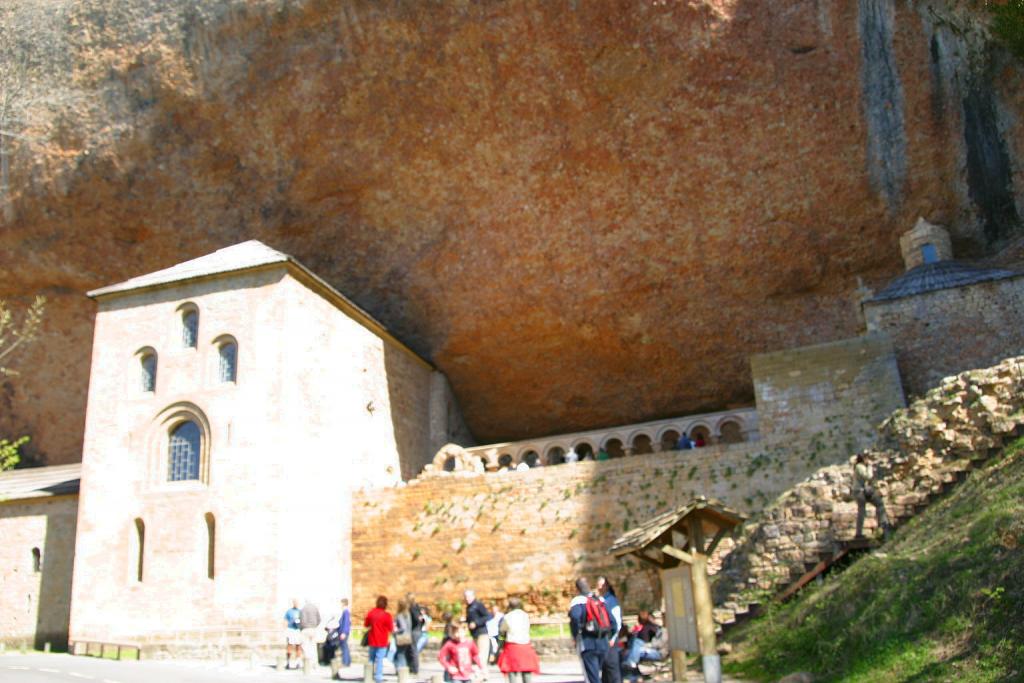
[
  {"left": 595, "top": 577, "right": 622, "bottom": 683},
  {"left": 568, "top": 578, "right": 611, "bottom": 683}
]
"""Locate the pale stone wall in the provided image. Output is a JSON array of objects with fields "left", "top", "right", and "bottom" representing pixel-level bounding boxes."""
[
  {"left": 864, "top": 276, "right": 1024, "bottom": 398},
  {"left": 751, "top": 334, "right": 906, "bottom": 455},
  {"left": 70, "top": 266, "right": 467, "bottom": 646},
  {"left": 0, "top": 495, "right": 79, "bottom": 649}
]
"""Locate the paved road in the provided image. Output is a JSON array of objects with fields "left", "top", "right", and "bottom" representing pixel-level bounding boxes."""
[
  {"left": 0, "top": 653, "right": 747, "bottom": 683},
  {"left": 0, "top": 654, "right": 589, "bottom": 683}
]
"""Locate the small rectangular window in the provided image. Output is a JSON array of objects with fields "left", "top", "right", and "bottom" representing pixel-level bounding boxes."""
[{"left": 921, "top": 243, "right": 939, "bottom": 264}]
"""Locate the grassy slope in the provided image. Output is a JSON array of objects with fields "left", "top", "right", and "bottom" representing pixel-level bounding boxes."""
[{"left": 724, "top": 437, "right": 1024, "bottom": 683}]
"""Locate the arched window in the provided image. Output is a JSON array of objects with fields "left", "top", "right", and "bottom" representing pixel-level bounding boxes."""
[
  {"left": 546, "top": 446, "right": 565, "bottom": 466},
  {"left": 140, "top": 352, "right": 157, "bottom": 392},
  {"left": 168, "top": 421, "right": 202, "bottom": 481},
  {"left": 691, "top": 425, "right": 711, "bottom": 446},
  {"left": 522, "top": 451, "right": 540, "bottom": 468},
  {"left": 181, "top": 309, "right": 199, "bottom": 348},
  {"left": 719, "top": 421, "right": 743, "bottom": 444},
  {"left": 133, "top": 518, "right": 145, "bottom": 582},
  {"left": 31, "top": 547, "right": 41, "bottom": 573},
  {"left": 660, "top": 430, "right": 680, "bottom": 452},
  {"left": 632, "top": 434, "right": 654, "bottom": 455},
  {"left": 218, "top": 341, "right": 237, "bottom": 383},
  {"left": 575, "top": 442, "right": 595, "bottom": 460},
  {"left": 605, "top": 439, "right": 625, "bottom": 459},
  {"left": 498, "top": 454, "right": 513, "bottom": 469},
  {"left": 204, "top": 513, "right": 216, "bottom": 580}
]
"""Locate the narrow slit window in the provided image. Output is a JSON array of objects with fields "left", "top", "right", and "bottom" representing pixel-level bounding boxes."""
[
  {"left": 218, "top": 342, "right": 237, "bottom": 383},
  {"left": 205, "top": 513, "right": 216, "bottom": 580},
  {"left": 31, "top": 547, "right": 41, "bottom": 573},
  {"left": 134, "top": 518, "right": 145, "bottom": 582},
  {"left": 182, "top": 310, "right": 199, "bottom": 348},
  {"left": 140, "top": 353, "right": 157, "bottom": 392}
]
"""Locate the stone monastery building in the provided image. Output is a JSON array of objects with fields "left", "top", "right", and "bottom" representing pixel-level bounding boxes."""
[
  {"left": 69, "top": 240, "right": 473, "bottom": 646},
  {"left": 2, "top": 222, "right": 1023, "bottom": 654}
]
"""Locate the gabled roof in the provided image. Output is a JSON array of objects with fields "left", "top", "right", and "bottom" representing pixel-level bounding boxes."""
[
  {"left": 87, "top": 240, "right": 290, "bottom": 298},
  {"left": 609, "top": 496, "right": 744, "bottom": 557},
  {"left": 85, "top": 240, "right": 432, "bottom": 369},
  {"left": 867, "top": 260, "right": 1022, "bottom": 303},
  {"left": 0, "top": 463, "right": 81, "bottom": 502}
]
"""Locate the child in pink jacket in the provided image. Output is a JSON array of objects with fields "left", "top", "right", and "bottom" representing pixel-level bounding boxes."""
[{"left": 438, "top": 624, "right": 484, "bottom": 682}]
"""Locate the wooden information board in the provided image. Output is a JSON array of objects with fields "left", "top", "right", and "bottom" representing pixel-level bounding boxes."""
[{"left": 661, "top": 564, "right": 699, "bottom": 653}]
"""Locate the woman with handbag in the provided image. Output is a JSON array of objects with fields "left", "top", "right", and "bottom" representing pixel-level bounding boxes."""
[{"left": 394, "top": 599, "right": 419, "bottom": 675}]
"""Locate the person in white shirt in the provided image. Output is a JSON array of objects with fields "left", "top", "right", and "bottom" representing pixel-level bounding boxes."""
[{"left": 497, "top": 598, "right": 540, "bottom": 683}]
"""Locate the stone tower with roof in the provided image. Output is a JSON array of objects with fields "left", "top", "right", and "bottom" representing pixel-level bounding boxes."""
[
  {"left": 69, "top": 241, "right": 472, "bottom": 649},
  {"left": 864, "top": 220, "right": 1024, "bottom": 395}
]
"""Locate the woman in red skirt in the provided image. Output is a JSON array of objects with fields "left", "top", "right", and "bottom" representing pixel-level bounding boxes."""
[{"left": 497, "top": 598, "right": 541, "bottom": 683}]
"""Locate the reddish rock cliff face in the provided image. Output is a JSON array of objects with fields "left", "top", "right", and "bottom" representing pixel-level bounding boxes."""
[{"left": 0, "top": 0, "right": 1021, "bottom": 464}]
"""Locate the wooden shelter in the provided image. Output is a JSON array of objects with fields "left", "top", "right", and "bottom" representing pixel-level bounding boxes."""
[{"left": 609, "top": 496, "right": 745, "bottom": 683}]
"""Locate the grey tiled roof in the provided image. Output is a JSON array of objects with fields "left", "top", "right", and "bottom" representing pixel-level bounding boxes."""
[
  {"left": 0, "top": 463, "right": 81, "bottom": 501},
  {"left": 87, "top": 240, "right": 290, "bottom": 298},
  {"left": 868, "top": 260, "right": 1022, "bottom": 303}
]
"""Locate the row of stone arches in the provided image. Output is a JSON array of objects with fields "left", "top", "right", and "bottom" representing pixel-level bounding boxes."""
[{"left": 434, "top": 416, "right": 750, "bottom": 473}]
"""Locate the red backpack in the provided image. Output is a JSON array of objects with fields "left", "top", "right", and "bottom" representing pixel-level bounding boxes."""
[{"left": 583, "top": 595, "right": 613, "bottom": 637}]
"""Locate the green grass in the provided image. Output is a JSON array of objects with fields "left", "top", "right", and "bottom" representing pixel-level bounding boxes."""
[{"left": 723, "top": 437, "right": 1024, "bottom": 682}]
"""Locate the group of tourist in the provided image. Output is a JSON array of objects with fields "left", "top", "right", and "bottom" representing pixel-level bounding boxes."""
[
  {"left": 283, "top": 581, "right": 667, "bottom": 683},
  {"left": 359, "top": 590, "right": 541, "bottom": 683},
  {"left": 283, "top": 597, "right": 353, "bottom": 670},
  {"left": 568, "top": 577, "right": 666, "bottom": 683}
]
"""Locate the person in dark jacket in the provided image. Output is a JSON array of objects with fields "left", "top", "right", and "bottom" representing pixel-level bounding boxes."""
[
  {"left": 568, "top": 578, "right": 608, "bottom": 683},
  {"left": 407, "top": 592, "right": 430, "bottom": 654},
  {"left": 464, "top": 590, "right": 493, "bottom": 677},
  {"left": 338, "top": 598, "right": 352, "bottom": 667},
  {"left": 596, "top": 577, "right": 622, "bottom": 683}
]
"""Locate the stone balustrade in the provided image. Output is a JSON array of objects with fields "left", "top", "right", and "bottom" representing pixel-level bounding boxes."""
[{"left": 428, "top": 407, "right": 759, "bottom": 473}]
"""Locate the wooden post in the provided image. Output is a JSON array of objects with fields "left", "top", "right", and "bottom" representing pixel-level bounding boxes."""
[
  {"left": 689, "top": 517, "right": 721, "bottom": 683},
  {"left": 43, "top": 642, "right": 51, "bottom": 653},
  {"left": 364, "top": 661, "right": 374, "bottom": 683},
  {"left": 671, "top": 649, "right": 688, "bottom": 681}
]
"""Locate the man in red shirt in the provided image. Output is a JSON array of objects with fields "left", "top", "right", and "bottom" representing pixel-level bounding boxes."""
[{"left": 364, "top": 596, "right": 394, "bottom": 683}]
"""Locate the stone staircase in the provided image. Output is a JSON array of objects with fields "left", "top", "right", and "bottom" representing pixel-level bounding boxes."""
[{"left": 710, "top": 355, "right": 1024, "bottom": 628}]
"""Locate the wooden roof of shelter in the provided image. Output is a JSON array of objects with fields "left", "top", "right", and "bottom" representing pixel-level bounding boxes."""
[{"left": 609, "top": 496, "right": 745, "bottom": 569}]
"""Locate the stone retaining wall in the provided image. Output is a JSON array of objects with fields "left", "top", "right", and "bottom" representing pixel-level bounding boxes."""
[
  {"left": 713, "top": 355, "right": 1024, "bottom": 622},
  {"left": 352, "top": 439, "right": 848, "bottom": 618}
]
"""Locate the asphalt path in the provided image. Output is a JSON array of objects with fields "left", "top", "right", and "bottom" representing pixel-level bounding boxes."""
[
  {"left": 0, "top": 654, "right": 590, "bottom": 683},
  {"left": 0, "top": 653, "right": 747, "bottom": 683}
]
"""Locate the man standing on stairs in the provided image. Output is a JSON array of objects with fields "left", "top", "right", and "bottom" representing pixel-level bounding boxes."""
[{"left": 853, "top": 453, "right": 891, "bottom": 539}]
